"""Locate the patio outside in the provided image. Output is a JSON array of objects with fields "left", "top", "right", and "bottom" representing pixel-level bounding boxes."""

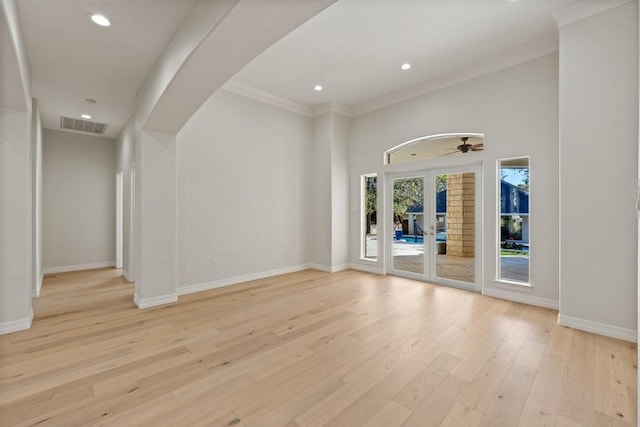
[
  {"left": 365, "top": 234, "right": 529, "bottom": 284},
  {"left": 362, "top": 163, "right": 530, "bottom": 286}
]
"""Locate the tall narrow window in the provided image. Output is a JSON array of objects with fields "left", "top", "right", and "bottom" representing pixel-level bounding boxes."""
[
  {"left": 362, "top": 174, "right": 377, "bottom": 260},
  {"left": 498, "top": 158, "right": 530, "bottom": 283}
]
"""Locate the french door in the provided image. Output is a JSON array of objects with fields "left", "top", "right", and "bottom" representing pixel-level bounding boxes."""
[{"left": 386, "top": 165, "right": 482, "bottom": 291}]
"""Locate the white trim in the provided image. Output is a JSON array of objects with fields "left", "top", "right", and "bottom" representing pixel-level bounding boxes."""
[
  {"left": 497, "top": 156, "right": 531, "bottom": 285},
  {"left": 384, "top": 133, "right": 485, "bottom": 164},
  {"left": 436, "top": 278, "right": 479, "bottom": 293},
  {"left": 482, "top": 287, "right": 559, "bottom": 310},
  {"left": 129, "top": 165, "right": 136, "bottom": 282},
  {"left": 311, "top": 102, "right": 353, "bottom": 117},
  {"left": 308, "top": 263, "right": 350, "bottom": 273},
  {"left": 493, "top": 279, "right": 533, "bottom": 290},
  {"left": 134, "top": 293, "right": 177, "bottom": 309},
  {"left": 34, "top": 271, "right": 43, "bottom": 297},
  {"left": 221, "top": 84, "right": 355, "bottom": 118},
  {"left": 1, "top": 309, "right": 33, "bottom": 335},
  {"left": 552, "top": 0, "right": 632, "bottom": 27},
  {"left": 122, "top": 269, "right": 133, "bottom": 283},
  {"left": 116, "top": 171, "right": 124, "bottom": 269},
  {"left": 222, "top": 81, "right": 313, "bottom": 117},
  {"left": 353, "top": 38, "right": 558, "bottom": 116},
  {"left": 558, "top": 314, "right": 637, "bottom": 343},
  {"left": 349, "top": 262, "right": 384, "bottom": 275},
  {"left": 43, "top": 261, "right": 115, "bottom": 275},
  {"left": 177, "top": 264, "right": 311, "bottom": 296},
  {"left": 223, "top": 39, "right": 557, "bottom": 120}
]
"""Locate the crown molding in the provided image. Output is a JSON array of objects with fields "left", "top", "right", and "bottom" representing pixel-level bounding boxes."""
[
  {"left": 552, "top": 0, "right": 632, "bottom": 27},
  {"left": 311, "top": 102, "right": 353, "bottom": 117},
  {"left": 352, "top": 37, "right": 559, "bottom": 117},
  {"left": 225, "top": 36, "right": 559, "bottom": 120},
  {"left": 222, "top": 80, "right": 313, "bottom": 117},
  {"left": 223, "top": 81, "right": 355, "bottom": 118}
]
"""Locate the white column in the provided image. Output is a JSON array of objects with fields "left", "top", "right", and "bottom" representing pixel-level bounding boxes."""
[
  {"left": 133, "top": 130, "right": 177, "bottom": 308},
  {"left": 310, "top": 110, "right": 350, "bottom": 272},
  {"left": 1, "top": 108, "right": 33, "bottom": 332},
  {"left": 330, "top": 111, "right": 350, "bottom": 269}
]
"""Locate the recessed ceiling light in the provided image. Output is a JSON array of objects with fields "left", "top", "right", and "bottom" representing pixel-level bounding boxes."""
[
  {"left": 81, "top": 114, "right": 92, "bottom": 119},
  {"left": 401, "top": 63, "right": 411, "bottom": 71},
  {"left": 314, "top": 84, "right": 323, "bottom": 92},
  {"left": 91, "top": 14, "right": 111, "bottom": 27}
]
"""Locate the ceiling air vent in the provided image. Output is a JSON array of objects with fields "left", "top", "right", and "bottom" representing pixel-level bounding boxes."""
[{"left": 60, "top": 116, "right": 108, "bottom": 135}]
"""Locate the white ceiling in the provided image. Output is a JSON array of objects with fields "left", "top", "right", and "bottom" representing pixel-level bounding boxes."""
[
  {"left": 231, "top": 0, "right": 580, "bottom": 109},
  {"left": 16, "top": 0, "right": 193, "bottom": 138},
  {"left": 16, "top": 0, "right": 580, "bottom": 140}
]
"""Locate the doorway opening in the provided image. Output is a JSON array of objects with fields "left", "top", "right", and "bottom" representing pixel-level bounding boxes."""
[{"left": 387, "top": 165, "right": 482, "bottom": 291}]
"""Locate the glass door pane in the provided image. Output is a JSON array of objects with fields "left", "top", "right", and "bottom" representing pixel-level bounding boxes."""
[
  {"left": 392, "top": 176, "right": 424, "bottom": 275},
  {"left": 434, "top": 172, "right": 476, "bottom": 284}
]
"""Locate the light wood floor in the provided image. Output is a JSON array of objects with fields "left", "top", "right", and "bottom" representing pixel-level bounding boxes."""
[{"left": 0, "top": 268, "right": 637, "bottom": 426}]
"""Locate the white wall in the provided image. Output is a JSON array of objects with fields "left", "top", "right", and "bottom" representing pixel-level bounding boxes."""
[
  {"left": 558, "top": 2, "right": 638, "bottom": 338},
  {"left": 176, "top": 89, "right": 311, "bottom": 291},
  {"left": 42, "top": 129, "right": 116, "bottom": 271},
  {"left": 349, "top": 53, "right": 560, "bottom": 306},
  {"left": 121, "top": 1, "right": 333, "bottom": 307}
]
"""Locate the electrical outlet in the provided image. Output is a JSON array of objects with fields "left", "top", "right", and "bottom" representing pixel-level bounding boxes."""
[{"left": 211, "top": 258, "right": 218, "bottom": 267}]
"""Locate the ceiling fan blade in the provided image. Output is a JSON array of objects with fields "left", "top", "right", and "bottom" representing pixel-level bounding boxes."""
[
  {"left": 439, "top": 151, "right": 459, "bottom": 157},
  {"left": 470, "top": 147, "right": 484, "bottom": 151},
  {"left": 472, "top": 143, "right": 484, "bottom": 148}
]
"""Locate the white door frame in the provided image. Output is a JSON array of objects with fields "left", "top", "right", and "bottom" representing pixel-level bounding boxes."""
[
  {"left": 116, "top": 171, "right": 124, "bottom": 269},
  {"left": 385, "top": 164, "right": 483, "bottom": 292},
  {"left": 127, "top": 166, "right": 136, "bottom": 282}
]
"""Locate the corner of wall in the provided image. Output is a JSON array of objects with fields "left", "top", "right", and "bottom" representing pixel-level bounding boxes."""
[
  {"left": 0, "top": 308, "right": 33, "bottom": 335},
  {"left": 133, "top": 292, "right": 177, "bottom": 309}
]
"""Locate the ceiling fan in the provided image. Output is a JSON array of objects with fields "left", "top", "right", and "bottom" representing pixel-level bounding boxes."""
[{"left": 441, "top": 136, "right": 484, "bottom": 156}]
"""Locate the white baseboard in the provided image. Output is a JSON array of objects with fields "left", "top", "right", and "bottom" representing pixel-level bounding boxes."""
[
  {"left": 349, "top": 262, "right": 384, "bottom": 275},
  {"left": 1, "top": 309, "right": 33, "bottom": 335},
  {"left": 134, "top": 293, "right": 177, "bottom": 309},
  {"left": 558, "top": 314, "right": 637, "bottom": 343},
  {"left": 43, "top": 261, "right": 115, "bottom": 275},
  {"left": 178, "top": 264, "right": 311, "bottom": 296},
  {"left": 122, "top": 269, "right": 133, "bottom": 283},
  {"left": 482, "top": 287, "right": 559, "bottom": 310},
  {"left": 308, "top": 263, "right": 349, "bottom": 273}
]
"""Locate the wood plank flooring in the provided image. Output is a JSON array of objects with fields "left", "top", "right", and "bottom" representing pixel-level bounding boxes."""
[{"left": 0, "top": 268, "right": 636, "bottom": 426}]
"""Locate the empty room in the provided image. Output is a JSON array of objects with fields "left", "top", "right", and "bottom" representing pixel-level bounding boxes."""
[{"left": 1, "top": 0, "right": 638, "bottom": 426}]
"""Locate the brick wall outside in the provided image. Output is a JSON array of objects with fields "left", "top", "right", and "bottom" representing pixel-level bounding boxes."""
[{"left": 446, "top": 173, "right": 475, "bottom": 257}]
